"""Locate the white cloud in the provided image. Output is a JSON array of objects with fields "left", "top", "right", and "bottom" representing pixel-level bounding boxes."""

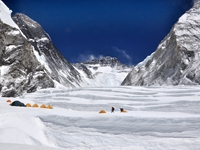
[
  {"left": 77, "top": 54, "right": 104, "bottom": 62},
  {"left": 112, "top": 46, "right": 132, "bottom": 64}
]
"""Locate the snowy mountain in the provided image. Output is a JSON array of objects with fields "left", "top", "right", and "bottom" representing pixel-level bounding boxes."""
[
  {"left": 0, "top": 1, "right": 94, "bottom": 97},
  {"left": 0, "top": 4, "right": 88, "bottom": 96},
  {"left": 12, "top": 13, "right": 92, "bottom": 88},
  {"left": 73, "top": 56, "right": 132, "bottom": 86},
  {"left": 0, "top": 1, "right": 131, "bottom": 97},
  {"left": 0, "top": 1, "right": 52, "bottom": 97},
  {"left": 122, "top": 1, "right": 200, "bottom": 86}
]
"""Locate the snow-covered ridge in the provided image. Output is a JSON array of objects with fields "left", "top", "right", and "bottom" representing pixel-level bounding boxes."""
[{"left": 122, "top": 1, "right": 200, "bottom": 86}]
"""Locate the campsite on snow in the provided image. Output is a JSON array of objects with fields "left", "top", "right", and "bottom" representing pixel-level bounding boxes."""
[{"left": 1, "top": 86, "right": 200, "bottom": 150}]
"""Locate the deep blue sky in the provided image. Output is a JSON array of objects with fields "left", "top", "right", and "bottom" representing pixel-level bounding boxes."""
[{"left": 4, "top": 0, "right": 193, "bottom": 65}]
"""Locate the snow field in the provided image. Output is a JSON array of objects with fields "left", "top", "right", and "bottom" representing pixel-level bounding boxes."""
[{"left": 0, "top": 86, "right": 200, "bottom": 149}]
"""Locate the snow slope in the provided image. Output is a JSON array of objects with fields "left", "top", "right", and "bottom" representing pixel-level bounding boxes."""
[
  {"left": 73, "top": 56, "right": 133, "bottom": 86},
  {"left": 75, "top": 64, "right": 132, "bottom": 86},
  {"left": 0, "top": 86, "right": 200, "bottom": 149},
  {"left": 0, "top": 0, "right": 19, "bottom": 29},
  {"left": 0, "top": 0, "right": 26, "bottom": 38}
]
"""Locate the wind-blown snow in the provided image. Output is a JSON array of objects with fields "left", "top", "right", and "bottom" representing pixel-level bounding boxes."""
[
  {"left": 0, "top": 0, "right": 26, "bottom": 38},
  {"left": 0, "top": 0, "right": 18, "bottom": 29},
  {"left": 0, "top": 86, "right": 200, "bottom": 150},
  {"left": 136, "top": 52, "right": 155, "bottom": 68}
]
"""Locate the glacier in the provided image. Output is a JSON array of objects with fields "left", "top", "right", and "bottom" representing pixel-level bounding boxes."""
[{"left": 0, "top": 86, "right": 200, "bottom": 149}]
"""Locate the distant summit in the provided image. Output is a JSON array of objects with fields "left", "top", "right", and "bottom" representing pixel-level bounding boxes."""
[
  {"left": 84, "top": 56, "right": 125, "bottom": 67},
  {"left": 73, "top": 56, "right": 132, "bottom": 86}
]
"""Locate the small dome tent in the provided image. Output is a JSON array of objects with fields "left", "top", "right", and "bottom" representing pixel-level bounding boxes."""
[
  {"left": 10, "top": 101, "right": 26, "bottom": 107},
  {"left": 32, "top": 103, "right": 38, "bottom": 107},
  {"left": 40, "top": 104, "right": 46, "bottom": 108},
  {"left": 46, "top": 105, "right": 53, "bottom": 109},
  {"left": 99, "top": 110, "right": 106, "bottom": 114},
  {"left": 120, "top": 108, "right": 127, "bottom": 113},
  {"left": 6, "top": 99, "right": 11, "bottom": 103},
  {"left": 26, "top": 103, "right": 31, "bottom": 107},
  {"left": 121, "top": 110, "right": 127, "bottom": 113}
]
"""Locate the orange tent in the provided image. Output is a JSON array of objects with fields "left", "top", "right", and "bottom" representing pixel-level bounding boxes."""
[
  {"left": 6, "top": 99, "right": 11, "bottom": 103},
  {"left": 26, "top": 103, "right": 31, "bottom": 107},
  {"left": 99, "top": 110, "right": 106, "bottom": 114},
  {"left": 40, "top": 104, "right": 46, "bottom": 108},
  {"left": 32, "top": 103, "right": 38, "bottom": 107},
  {"left": 121, "top": 110, "right": 127, "bottom": 113},
  {"left": 46, "top": 105, "right": 53, "bottom": 109}
]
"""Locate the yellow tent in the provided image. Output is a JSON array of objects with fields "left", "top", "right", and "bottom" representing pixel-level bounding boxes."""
[
  {"left": 99, "top": 110, "right": 106, "bottom": 114},
  {"left": 40, "top": 104, "right": 46, "bottom": 108},
  {"left": 7, "top": 99, "right": 11, "bottom": 103},
  {"left": 121, "top": 110, "right": 127, "bottom": 113},
  {"left": 26, "top": 103, "right": 31, "bottom": 107},
  {"left": 32, "top": 103, "right": 38, "bottom": 107},
  {"left": 46, "top": 105, "right": 53, "bottom": 109}
]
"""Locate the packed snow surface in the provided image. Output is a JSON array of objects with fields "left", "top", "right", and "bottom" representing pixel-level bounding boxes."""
[{"left": 0, "top": 86, "right": 200, "bottom": 150}]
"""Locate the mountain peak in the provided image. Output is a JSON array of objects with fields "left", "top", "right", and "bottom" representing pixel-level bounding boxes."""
[
  {"left": 122, "top": 2, "right": 200, "bottom": 86},
  {"left": 73, "top": 56, "right": 132, "bottom": 86},
  {"left": 84, "top": 56, "right": 124, "bottom": 68}
]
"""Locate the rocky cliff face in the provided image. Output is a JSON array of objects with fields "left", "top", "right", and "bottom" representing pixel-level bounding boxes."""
[
  {"left": 0, "top": 2, "right": 131, "bottom": 97},
  {"left": 0, "top": 1, "right": 90, "bottom": 97},
  {"left": 122, "top": 1, "right": 200, "bottom": 86},
  {"left": 12, "top": 13, "right": 85, "bottom": 88},
  {"left": 0, "top": 18, "right": 54, "bottom": 97}
]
